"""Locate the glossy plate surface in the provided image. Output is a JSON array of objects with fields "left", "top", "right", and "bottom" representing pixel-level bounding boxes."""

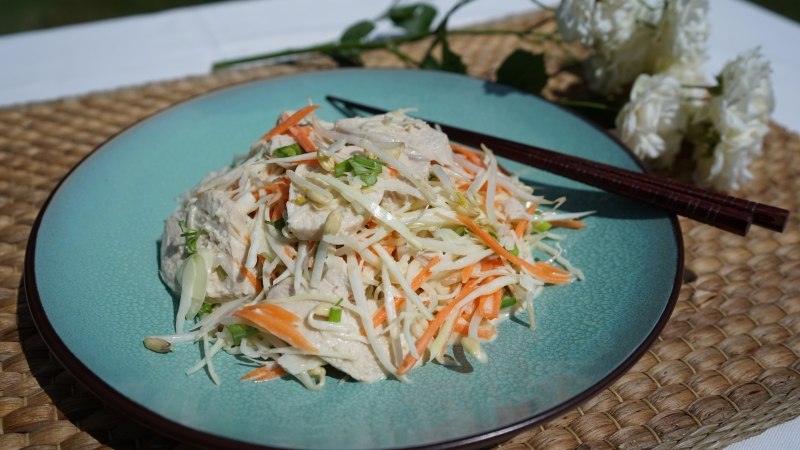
[{"left": 26, "top": 69, "right": 682, "bottom": 450}]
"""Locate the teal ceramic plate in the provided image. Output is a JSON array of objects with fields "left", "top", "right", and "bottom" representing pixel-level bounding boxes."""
[{"left": 25, "top": 69, "right": 682, "bottom": 450}]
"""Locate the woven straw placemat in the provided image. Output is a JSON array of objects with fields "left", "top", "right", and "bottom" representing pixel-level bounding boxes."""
[{"left": 1, "top": 10, "right": 798, "bottom": 450}]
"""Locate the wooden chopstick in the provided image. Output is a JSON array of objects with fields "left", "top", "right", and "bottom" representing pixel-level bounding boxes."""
[
  {"left": 326, "top": 96, "right": 789, "bottom": 236},
  {"left": 496, "top": 138, "right": 788, "bottom": 232}
]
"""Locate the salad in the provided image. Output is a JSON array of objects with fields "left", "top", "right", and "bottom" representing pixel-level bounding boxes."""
[{"left": 145, "top": 103, "right": 589, "bottom": 390}]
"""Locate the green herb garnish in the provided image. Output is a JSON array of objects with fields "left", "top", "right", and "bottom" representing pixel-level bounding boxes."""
[
  {"left": 453, "top": 225, "right": 467, "bottom": 236},
  {"left": 273, "top": 143, "right": 303, "bottom": 158},
  {"left": 266, "top": 217, "right": 286, "bottom": 231},
  {"left": 500, "top": 294, "right": 517, "bottom": 309},
  {"left": 509, "top": 245, "right": 520, "bottom": 257},
  {"left": 334, "top": 155, "right": 383, "bottom": 186},
  {"left": 178, "top": 220, "right": 205, "bottom": 255},
  {"left": 198, "top": 301, "right": 214, "bottom": 317},
  {"left": 227, "top": 324, "right": 257, "bottom": 346}
]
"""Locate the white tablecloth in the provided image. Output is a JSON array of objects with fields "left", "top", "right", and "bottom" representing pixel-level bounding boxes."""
[{"left": 1, "top": 0, "right": 797, "bottom": 447}]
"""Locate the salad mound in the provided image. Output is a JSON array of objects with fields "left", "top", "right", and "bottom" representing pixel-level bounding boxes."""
[{"left": 146, "top": 103, "right": 589, "bottom": 390}]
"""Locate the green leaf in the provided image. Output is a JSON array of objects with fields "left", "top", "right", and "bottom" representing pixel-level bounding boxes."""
[
  {"left": 420, "top": 54, "right": 441, "bottom": 70},
  {"left": 327, "top": 20, "right": 375, "bottom": 67},
  {"left": 333, "top": 155, "right": 383, "bottom": 186},
  {"left": 341, "top": 20, "right": 375, "bottom": 43},
  {"left": 389, "top": 4, "right": 437, "bottom": 35},
  {"left": 440, "top": 40, "right": 466, "bottom": 74},
  {"left": 496, "top": 49, "right": 548, "bottom": 94}
]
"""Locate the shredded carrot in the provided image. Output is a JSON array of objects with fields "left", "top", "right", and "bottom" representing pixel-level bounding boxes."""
[
  {"left": 260, "top": 105, "right": 319, "bottom": 141},
  {"left": 237, "top": 264, "right": 262, "bottom": 293},
  {"left": 480, "top": 257, "right": 504, "bottom": 271},
  {"left": 241, "top": 365, "right": 287, "bottom": 382},
  {"left": 451, "top": 143, "right": 485, "bottom": 168},
  {"left": 289, "top": 125, "right": 317, "bottom": 153},
  {"left": 372, "top": 297, "right": 406, "bottom": 329},
  {"left": 396, "top": 279, "right": 481, "bottom": 375},
  {"left": 456, "top": 215, "right": 573, "bottom": 285},
  {"left": 453, "top": 317, "right": 497, "bottom": 340},
  {"left": 233, "top": 304, "right": 318, "bottom": 353},
  {"left": 387, "top": 167, "right": 398, "bottom": 177},
  {"left": 479, "top": 289, "right": 503, "bottom": 320},
  {"left": 460, "top": 264, "right": 476, "bottom": 283},
  {"left": 411, "top": 256, "right": 441, "bottom": 291},
  {"left": 514, "top": 220, "right": 528, "bottom": 238},
  {"left": 270, "top": 201, "right": 285, "bottom": 222},
  {"left": 264, "top": 178, "right": 290, "bottom": 222},
  {"left": 549, "top": 219, "right": 586, "bottom": 229},
  {"left": 514, "top": 203, "right": 539, "bottom": 238}
]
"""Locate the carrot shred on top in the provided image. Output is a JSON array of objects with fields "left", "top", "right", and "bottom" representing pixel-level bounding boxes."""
[
  {"left": 456, "top": 214, "right": 573, "bottom": 285},
  {"left": 549, "top": 219, "right": 586, "bottom": 229},
  {"left": 411, "top": 256, "right": 441, "bottom": 291},
  {"left": 241, "top": 365, "right": 286, "bottom": 382},
  {"left": 233, "top": 304, "right": 318, "bottom": 353},
  {"left": 260, "top": 105, "right": 319, "bottom": 141}
]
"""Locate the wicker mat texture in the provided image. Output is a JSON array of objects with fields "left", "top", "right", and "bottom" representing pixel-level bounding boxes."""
[{"left": 1, "top": 10, "right": 799, "bottom": 450}]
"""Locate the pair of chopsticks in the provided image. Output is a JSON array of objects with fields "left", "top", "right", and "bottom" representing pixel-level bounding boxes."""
[{"left": 326, "top": 96, "right": 789, "bottom": 236}]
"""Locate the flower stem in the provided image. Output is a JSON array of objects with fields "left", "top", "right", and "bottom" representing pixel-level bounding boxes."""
[{"left": 213, "top": 33, "right": 431, "bottom": 70}]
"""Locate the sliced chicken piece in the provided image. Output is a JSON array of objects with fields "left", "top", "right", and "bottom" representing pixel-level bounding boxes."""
[
  {"left": 285, "top": 163, "right": 383, "bottom": 241},
  {"left": 264, "top": 258, "right": 388, "bottom": 382},
  {"left": 334, "top": 112, "right": 454, "bottom": 173},
  {"left": 160, "top": 189, "right": 256, "bottom": 300}
]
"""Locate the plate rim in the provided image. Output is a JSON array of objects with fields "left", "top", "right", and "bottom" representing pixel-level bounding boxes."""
[{"left": 23, "top": 67, "right": 684, "bottom": 450}]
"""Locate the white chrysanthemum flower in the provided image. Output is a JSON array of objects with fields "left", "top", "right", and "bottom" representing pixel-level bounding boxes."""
[
  {"left": 591, "top": 0, "right": 663, "bottom": 49},
  {"left": 652, "top": 0, "right": 710, "bottom": 72},
  {"left": 584, "top": 31, "right": 653, "bottom": 95},
  {"left": 693, "top": 48, "right": 774, "bottom": 190},
  {"left": 616, "top": 74, "right": 687, "bottom": 165},
  {"left": 556, "top": 0, "right": 596, "bottom": 46},
  {"left": 579, "top": 0, "right": 664, "bottom": 94},
  {"left": 663, "top": 62, "right": 710, "bottom": 111}
]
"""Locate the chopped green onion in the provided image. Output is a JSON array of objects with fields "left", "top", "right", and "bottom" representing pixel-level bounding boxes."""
[
  {"left": 266, "top": 218, "right": 286, "bottom": 231},
  {"left": 178, "top": 220, "right": 205, "bottom": 255},
  {"left": 453, "top": 225, "right": 467, "bottom": 236},
  {"left": 334, "top": 155, "right": 384, "bottom": 186},
  {"left": 534, "top": 221, "right": 552, "bottom": 233},
  {"left": 500, "top": 294, "right": 517, "bottom": 309},
  {"left": 198, "top": 301, "right": 214, "bottom": 317},
  {"left": 328, "top": 307, "right": 342, "bottom": 323},
  {"left": 509, "top": 245, "right": 520, "bottom": 257},
  {"left": 328, "top": 298, "right": 344, "bottom": 323},
  {"left": 273, "top": 143, "right": 303, "bottom": 158},
  {"left": 227, "top": 324, "right": 257, "bottom": 346}
]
